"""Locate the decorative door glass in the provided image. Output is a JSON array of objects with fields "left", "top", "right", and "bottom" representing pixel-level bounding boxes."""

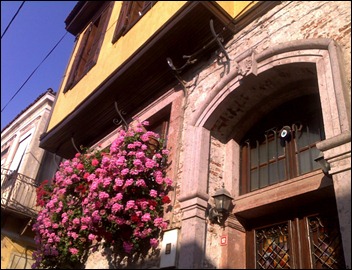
[
  {"left": 256, "top": 222, "right": 291, "bottom": 269},
  {"left": 308, "top": 215, "right": 346, "bottom": 269}
]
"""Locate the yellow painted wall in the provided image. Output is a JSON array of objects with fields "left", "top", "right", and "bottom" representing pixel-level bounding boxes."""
[
  {"left": 48, "top": 1, "right": 186, "bottom": 131},
  {"left": 48, "top": 1, "right": 255, "bottom": 132},
  {"left": 1, "top": 236, "right": 34, "bottom": 269},
  {"left": 217, "top": 1, "right": 258, "bottom": 18}
]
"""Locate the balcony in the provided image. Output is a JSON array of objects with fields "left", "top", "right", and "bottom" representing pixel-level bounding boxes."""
[{"left": 1, "top": 168, "right": 40, "bottom": 218}]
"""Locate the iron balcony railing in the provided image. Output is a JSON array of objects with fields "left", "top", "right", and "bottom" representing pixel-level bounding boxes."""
[{"left": 1, "top": 167, "right": 40, "bottom": 218}]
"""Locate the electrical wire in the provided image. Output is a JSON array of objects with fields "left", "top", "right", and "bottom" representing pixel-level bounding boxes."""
[
  {"left": 1, "top": 32, "right": 68, "bottom": 113},
  {"left": 1, "top": 1, "right": 25, "bottom": 39}
]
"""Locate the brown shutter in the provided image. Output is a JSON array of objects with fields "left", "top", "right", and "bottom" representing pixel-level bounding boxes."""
[
  {"left": 142, "top": 1, "right": 156, "bottom": 13},
  {"left": 64, "top": 27, "right": 91, "bottom": 93},
  {"left": 85, "top": 3, "right": 113, "bottom": 74},
  {"left": 142, "top": 2, "right": 157, "bottom": 15},
  {"left": 112, "top": 1, "right": 133, "bottom": 43}
]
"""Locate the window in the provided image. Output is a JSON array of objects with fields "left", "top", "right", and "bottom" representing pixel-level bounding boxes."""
[
  {"left": 308, "top": 215, "right": 346, "bottom": 269},
  {"left": 247, "top": 207, "right": 346, "bottom": 269},
  {"left": 112, "top": 1, "right": 157, "bottom": 43},
  {"left": 35, "top": 151, "right": 62, "bottom": 185},
  {"left": 148, "top": 117, "right": 169, "bottom": 147},
  {"left": 9, "top": 130, "right": 34, "bottom": 173},
  {"left": 64, "top": 3, "right": 112, "bottom": 92},
  {"left": 145, "top": 104, "right": 171, "bottom": 147},
  {"left": 1, "top": 147, "right": 9, "bottom": 167},
  {"left": 1, "top": 147, "right": 9, "bottom": 158},
  {"left": 255, "top": 222, "right": 290, "bottom": 268},
  {"left": 240, "top": 95, "right": 325, "bottom": 194}
]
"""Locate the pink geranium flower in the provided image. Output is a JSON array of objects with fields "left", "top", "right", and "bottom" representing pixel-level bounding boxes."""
[
  {"left": 69, "top": 248, "right": 79, "bottom": 255},
  {"left": 91, "top": 158, "right": 99, "bottom": 166}
]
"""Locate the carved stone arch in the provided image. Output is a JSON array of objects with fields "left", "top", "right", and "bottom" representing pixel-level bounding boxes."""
[
  {"left": 183, "top": 39, "right": 350, "bottom": 203},
  {"left": 178, "top": 38, "right": 350, "bottom": 269},
  {"left": 192, "top": 38, "right": 350, "bottom": 140}
]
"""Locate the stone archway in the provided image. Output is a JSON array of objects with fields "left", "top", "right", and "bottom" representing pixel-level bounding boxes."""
[
  {"left": 192, "top": 39, "right": 350, "bottom": 138},
  {"left": 178, "top": 38, "right": 350, "bottom": 268}
]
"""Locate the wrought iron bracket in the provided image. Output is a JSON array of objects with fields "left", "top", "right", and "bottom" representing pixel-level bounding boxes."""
[
  {"left": 166, "top": 19, "right": 231, "bottom": 77},
  {"left": 71, "top": 136, "right": 81, "bottom": 153},
  {"left": 113, "top": 101, "right": 129, "bottom": 130},
  {"left": 209, "top": 19, "right": 230, "bottom": 76},
  {"left": 208, "top": 207, "right": 230, "bottom": 226},
  {"left": 166, "top": 57, "right": 187, "bottom": 92}
]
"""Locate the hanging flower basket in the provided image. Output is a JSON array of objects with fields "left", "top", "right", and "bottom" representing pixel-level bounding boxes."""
[{"left": 32, "top": 121, "right": 172, "bottom": 269}]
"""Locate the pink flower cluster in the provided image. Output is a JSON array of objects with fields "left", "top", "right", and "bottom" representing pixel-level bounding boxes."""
[{"left": 32, "top": 122, "right": 172, "bottom": 269}]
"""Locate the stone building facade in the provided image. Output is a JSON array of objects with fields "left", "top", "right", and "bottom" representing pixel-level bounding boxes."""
[
  {"left": 178, "top": 1, "right": 351, "bottom": 268},
  {"left": 39, "top": 1, "right": 350, "bottom": 269},
  {"left": 1, "top": 89, "right": 60, "bottom": 269}
]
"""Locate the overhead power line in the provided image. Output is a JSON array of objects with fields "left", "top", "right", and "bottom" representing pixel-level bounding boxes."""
[
  {"left": 1, "top": 31, "right": 68, "bottom": 113},
  {"left": 1, "top": 1, "right": 25, "bottom": 39}
]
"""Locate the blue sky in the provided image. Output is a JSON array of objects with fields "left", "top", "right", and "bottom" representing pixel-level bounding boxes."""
[{"left": 1, "top": 1, "right": 78, "bottom": 130}]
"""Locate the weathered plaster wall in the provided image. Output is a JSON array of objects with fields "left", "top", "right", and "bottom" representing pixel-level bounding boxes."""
[{"left": 1, "top": 236, "right": 34, "bottom": 269}]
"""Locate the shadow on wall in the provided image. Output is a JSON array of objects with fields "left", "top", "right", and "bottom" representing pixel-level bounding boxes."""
[{"left": 99, "top": 237, "right": 217, "bottom": 269}]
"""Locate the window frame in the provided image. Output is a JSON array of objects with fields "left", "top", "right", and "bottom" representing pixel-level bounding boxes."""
[
  {"left": 239, "top": 95, "right": 325, "bottom": 195},
  {"left": 64, "top": 2, "right": 113, "bottom": 93},
  {"left": 112, "top": 1, "right": 157, "bottom": 44},
  {"left": 9, "top": 129, "right": 34, "bottom": 173},
  {"left": 147, "top": 117, "right": 169, "bottom": 147}
]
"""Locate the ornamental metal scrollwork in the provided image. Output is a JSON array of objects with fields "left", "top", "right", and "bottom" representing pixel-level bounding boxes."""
[
  {"left": 166, "top": 19, "right": 232, "bottom": 81},
  {"left": 71, "top": 137, "right": 81, "bottom": 153},
  {"left": 113, "top": 101, "right": 128, "bottom": 130}
]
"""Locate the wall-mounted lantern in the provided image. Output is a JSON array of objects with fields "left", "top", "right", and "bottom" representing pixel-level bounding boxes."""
[
  {"left": 209, "top": 183, "right": 233, "bottom": 225},
  {"left": 314, "top": 152, "right": 331, "bottom": 175}
]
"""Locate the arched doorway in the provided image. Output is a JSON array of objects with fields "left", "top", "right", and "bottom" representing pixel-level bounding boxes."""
[
  {"left": 181, "top": 38, "right": 349, "bottom": 269},
  {"left": 207, "top": 61, "right": 346, "bottom": 269},
  {"left": 233, "top": 91, "right": 345, "bottom": 269}
]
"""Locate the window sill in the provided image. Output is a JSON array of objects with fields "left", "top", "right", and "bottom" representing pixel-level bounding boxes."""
[{"left": 233, "top": 170, "right": 333, "bottom": 219}]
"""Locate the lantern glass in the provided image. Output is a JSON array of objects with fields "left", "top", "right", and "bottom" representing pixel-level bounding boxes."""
[
  {"left": 213, "top": 187, "right": 233, "bottom": 213},
  {"left": 222, "top": 196, "right": 232, "bottom": 212},
  {"left": 214, "top": 195, "right": 223, "bottom": 210}
]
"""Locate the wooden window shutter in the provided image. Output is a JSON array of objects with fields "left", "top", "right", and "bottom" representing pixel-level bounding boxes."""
[
  {"left": 64, "top": 28, "right": 91, "bottom": 93},
  {"left": 78, "top": 24, "right": 95, "bottom": 77},
  {"left": 112, "top": 1, "right": 132, "bottom": 43},
  {"left": 63, "top": 3, "right": 112, "bottom": 93},
  {"left": 142, "top": 1, "right": 154, "bottom": 13},
  {"left": 84, "top": 3, "right": 112, "bottom": 74},
  {"left": 128, "top": 2, "right": 144, "bottom": 26}
]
